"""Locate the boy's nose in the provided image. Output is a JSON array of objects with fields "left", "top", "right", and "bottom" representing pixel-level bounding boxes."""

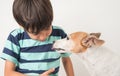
[{"left": 38, "top": 37, "right": 47, "bottom": 41}]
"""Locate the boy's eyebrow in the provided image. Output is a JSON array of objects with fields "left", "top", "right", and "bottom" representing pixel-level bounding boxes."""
[{"left": 27, "top": 30, "right": 38, "bottom": 35}]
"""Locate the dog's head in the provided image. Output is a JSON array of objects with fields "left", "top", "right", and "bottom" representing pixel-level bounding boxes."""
[{"left": 52, "top": 32, "right": 105, "bottom": 53}]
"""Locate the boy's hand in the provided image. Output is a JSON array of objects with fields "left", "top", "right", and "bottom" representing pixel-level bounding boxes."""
[{"left": 40, "top": 68, "right": 55, "bottom": 76}]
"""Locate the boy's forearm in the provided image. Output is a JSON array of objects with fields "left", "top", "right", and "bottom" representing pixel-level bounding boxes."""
[
  {"left": 4, "top": 60, "right": 28, "bottom": 76},
  {"left": 5, "top": 71, "right": 26, "bottom": 76},
  {"left": 64, "top": 62, "right": 74, "bottom": 76},
  {"left": 62, "top": 57, "right": 74, "bottom": 76}
]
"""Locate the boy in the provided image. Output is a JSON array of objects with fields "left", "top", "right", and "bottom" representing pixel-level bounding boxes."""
[{"left": 0, "top": 0, "right": 74, "bottom": 76}]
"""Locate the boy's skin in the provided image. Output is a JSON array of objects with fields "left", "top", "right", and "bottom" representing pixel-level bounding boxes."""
[
  {"left": 2, "top": 0, "right": 74, "bottom": 76},
  {"left": 4, "top": 26, "right": 74, "bottom": 76}
]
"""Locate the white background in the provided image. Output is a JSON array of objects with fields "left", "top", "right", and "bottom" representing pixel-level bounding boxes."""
[{"left": 0, "top": 0, "right": 120, "bottom": 76}]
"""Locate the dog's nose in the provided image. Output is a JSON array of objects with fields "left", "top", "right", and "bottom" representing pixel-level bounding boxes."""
[{"left": 53, "top": 41, "right": 55, "bottom": 43}]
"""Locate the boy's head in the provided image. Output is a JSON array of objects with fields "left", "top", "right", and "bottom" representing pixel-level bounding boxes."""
[{"left": 13, "top": 0, "right": 53, "bottom": 35}]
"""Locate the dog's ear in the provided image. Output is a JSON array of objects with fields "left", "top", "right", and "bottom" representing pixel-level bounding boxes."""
[
  {"left": 93, "top": 38, "right": 105, "bottom": 47},
  {"left": 90, "top": 32, "right": 101, "bottom": 38},
  {"left": 82, "top": 35, "right": 105, "bottom": 48}
]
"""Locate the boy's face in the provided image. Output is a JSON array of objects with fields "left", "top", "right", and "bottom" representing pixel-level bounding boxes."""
[{"left": 27, "top": 26, "right": 52, "bottom": 41}]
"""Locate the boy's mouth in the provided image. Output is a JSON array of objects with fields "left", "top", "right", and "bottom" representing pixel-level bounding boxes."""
[{"left": 52, "top": 48, "right": 65, "bottom": 51}]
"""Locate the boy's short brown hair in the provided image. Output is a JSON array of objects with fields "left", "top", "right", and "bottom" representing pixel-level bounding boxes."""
[{"left": 13, "top": 0, "right": 53, "bottom": 34}]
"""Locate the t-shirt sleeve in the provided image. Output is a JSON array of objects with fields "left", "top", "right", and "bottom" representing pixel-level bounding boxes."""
[
  {"left": 59, "top": 27, "right": 67, "bottom": 39},
  {"left": 0, "top": 32, "right": 20, "bottom": 65},
  {"left": 58, "top": 27, "right": 71, "bottom": 57},
  {"left": 61, "top": 53, "right": 71, "bottom": 57}
]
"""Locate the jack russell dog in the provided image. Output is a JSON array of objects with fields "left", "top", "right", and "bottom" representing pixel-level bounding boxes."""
[{"left": 53, "top": 32, "right": 120, "bottom": 76}]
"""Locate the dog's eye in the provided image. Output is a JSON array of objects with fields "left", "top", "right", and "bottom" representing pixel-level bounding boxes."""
[{"left": 66, "top": 36, "right": 69, "bottom": 40}]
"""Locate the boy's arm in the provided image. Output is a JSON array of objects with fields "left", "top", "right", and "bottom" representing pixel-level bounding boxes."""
[
  {"left": 4, "top": 60, "right": 26, "bottom": 76},
  {"left": 62, "top": 57, "right": 74, "bottom": 76},
  {"left": 4, "top": 60, "right": 55, "bottom": 76}
]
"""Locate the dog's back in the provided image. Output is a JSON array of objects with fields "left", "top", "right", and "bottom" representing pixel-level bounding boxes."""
[{"left": 78, "top": 46, "right": 120, "bottom": 76}]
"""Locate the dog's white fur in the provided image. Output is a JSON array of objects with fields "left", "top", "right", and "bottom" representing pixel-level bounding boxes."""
[
  {"left": 53, "top": 32, "right": 120, "bottom": 76},
  {"left": 78, "top": 47, "right": 120, "bottom": 76}
]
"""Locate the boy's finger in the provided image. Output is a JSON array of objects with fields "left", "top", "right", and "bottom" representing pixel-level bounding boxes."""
[{"left": 44, "top": 68, "right": 55, "bottom": 75}]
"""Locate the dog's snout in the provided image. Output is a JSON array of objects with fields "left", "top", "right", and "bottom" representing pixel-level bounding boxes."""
[{"left": 53, "top": 41, "right": 55, "bottom": 43}]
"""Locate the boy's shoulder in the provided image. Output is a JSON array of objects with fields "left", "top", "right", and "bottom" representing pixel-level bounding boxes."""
[
  {"left": 52, "top": 26, "right": 63, "bottom": 30},
  {"left": 10, "top": 28, "right": 24, "bottom": 37},
  {"left": 52, "top": 26, "right": 67, "bottom": 38}
]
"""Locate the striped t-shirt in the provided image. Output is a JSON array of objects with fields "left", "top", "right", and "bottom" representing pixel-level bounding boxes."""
[{"left": 0, "top": 26, "right": 70, "bottom": 76}]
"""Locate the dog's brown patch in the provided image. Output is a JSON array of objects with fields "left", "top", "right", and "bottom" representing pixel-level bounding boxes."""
[{"left": 70, "top": 32, "right": 104, "bottom": 53}]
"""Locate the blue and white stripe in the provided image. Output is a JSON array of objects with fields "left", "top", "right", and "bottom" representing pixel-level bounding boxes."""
[{"left": 0, "top": 26, "right": 70, "bottom": 76}]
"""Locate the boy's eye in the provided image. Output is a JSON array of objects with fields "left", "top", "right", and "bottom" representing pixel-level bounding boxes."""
[{"left": 66, "top": 36, "right": 69, "bottom": 40}]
